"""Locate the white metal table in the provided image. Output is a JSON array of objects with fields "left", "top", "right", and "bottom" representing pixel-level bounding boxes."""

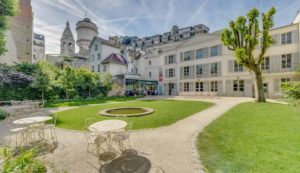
[
  {"left": 13, "top": 116, "right": 53, "bottom": 125},
  {"left": 89, "top": 120, "right": 128, "bottom": 152},
  {"left": 89, "top": 120, "right": 127, "bottom": 133},
  {"left": 12, "top": 116, "right": 53, "bottom": 146}
]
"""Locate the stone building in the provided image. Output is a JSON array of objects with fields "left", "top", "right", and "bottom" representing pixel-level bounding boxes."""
[
  {"left": 60, "top": 21, "right": 75, "bottom": 58},
  {"left": 0, "top": 0, "right": 33, "bottom": 64},
  {"left": 47, "top": 17, "right": 98, "bottom": 69},
  {"left": 76, "top": 18, "right": 98, "bottom": 58}
]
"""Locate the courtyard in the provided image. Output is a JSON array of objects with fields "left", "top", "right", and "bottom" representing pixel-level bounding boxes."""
[
  {"left": 1, "top": 1, "right": 300, "bottom": 172},
  {"left": 0, "top": 97, "right": 248, "bottom": 172}
]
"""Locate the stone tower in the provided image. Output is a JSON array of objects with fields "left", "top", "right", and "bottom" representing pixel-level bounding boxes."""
[
  {"left": 60, "top": 21, "right": 75, "bottom": 57},
  {"left": 76, "top": 18, "right": 98, "bottom": 57},
  {"left": 0, "top": 0, "right": 33, "bottom": 64}
]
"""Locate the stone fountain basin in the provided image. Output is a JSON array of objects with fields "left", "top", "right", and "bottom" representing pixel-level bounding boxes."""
[{"left": 99, "top": 107, "right": 154, "bottom": 117}]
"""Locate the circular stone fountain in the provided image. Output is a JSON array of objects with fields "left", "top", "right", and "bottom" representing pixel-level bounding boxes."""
[{"left": 99, "top": 107, "right": 154, "bottom": 117}]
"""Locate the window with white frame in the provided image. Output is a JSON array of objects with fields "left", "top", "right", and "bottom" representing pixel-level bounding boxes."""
[
  {"left": 97, "top": 53, "right": 101, "bottom": 60},
  {"left": 149, "top": 72, "right": 152, "bottom": 78},
  {"left": 196, "top": 48, "right": 209, "bottom": 59},
  {"left": 195, "top": 82, "right": 204, "bottom": 92},
  {"left": 210, "top": 81, "right": 218, "bottom": 92},
  {"left": 210, "top": 63, "right": 218, "bottom": 75},
  {"left": 261, "top": 57, "right": 270, "bottom": 70},
  {"left": 233, "top": 80, "right": 244, "bottom": 92},
  {"left": 281, "top": 32, "right": 292, "bottom": 45},
  {"left": 183, "top": 32, "right": 190, "bottom": 38},
  {"left": 184, "top": 82, "right": 190, "bottom": 92},
  {"left": 103, "top": 65, "right": 107, "bottom": 72},
  {"left": 281, "top": 78, "right": 291, "bottom": 83},
  {"left": 196, "top": 64, "right": 203, "bottom": 76},
  {"left": 234, "top": 61, "right": 243, "bottom": 72},
  {"left": 210, "top": 45, "right": 221, "bottom": 57},
  {"left": 168, "top": 55, "right": 175, "bottom": 64},
  {"left": 91, "top": 65, "right": 95, "bottom": 72},
  {"left": 97, "top": 64, "right": 100, "bottom": 72},
  {"left": 281, "top": 54, "right": 292, "bottom": 68},
  {"left": 168, "top": 68, "right": 175, "bottom": 77},
  {"left": 184, "top": 51, "right": 193, "bottom": 61},
  {"left": 95, "top": 44, "right": 98, "bottom": 51},
  {"left": 183, "top": 66, "right": 190, "bottom": 76},
  {"left": 148, "top": 60, "right": 152, "bottom": 65}
]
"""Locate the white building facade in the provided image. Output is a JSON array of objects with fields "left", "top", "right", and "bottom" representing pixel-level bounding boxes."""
[
  {"left": 33, "top": 33, "right": 45, "bottom": 63},
  {"left": 89, "top": 37, "right": 121, "bottom": 73},
  {"left": 139, "top": 22, "right": 300, "bottom": 98}
]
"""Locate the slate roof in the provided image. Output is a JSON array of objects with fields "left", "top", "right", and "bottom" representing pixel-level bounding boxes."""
[
  {"left": 101, "top": 53, "right": 128, "bottom": 65},
  {"left": 62, "top": 21, "right": 74, "bottom": 38},
  {"left": 89, "top": 36, "right": 121, "bottom": 49}
]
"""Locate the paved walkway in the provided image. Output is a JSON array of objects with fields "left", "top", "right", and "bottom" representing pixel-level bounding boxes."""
[{"left": 0, "top": 97, "right": 254, "bottom": 173}]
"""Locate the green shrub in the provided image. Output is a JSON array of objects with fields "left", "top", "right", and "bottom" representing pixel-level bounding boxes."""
[
  {"left": 0, "top": 109, "right": 8, "bottom": 120},
  {"left": 281, "top": 81, "right": 300, "bottom": 99},
  {"left": 1, "top": 148, "right": 46, "bottom": 173}
]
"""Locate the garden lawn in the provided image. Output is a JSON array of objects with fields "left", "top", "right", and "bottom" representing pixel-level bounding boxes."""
[
  {"left": 197, "top": 102, "right": 300, "bottom": 173},
  {"left": 45, "top": 96, "right": 136, "bottom": 107},
  {"left": 54, "top": 100, "right": 213, "bottom": 130}
]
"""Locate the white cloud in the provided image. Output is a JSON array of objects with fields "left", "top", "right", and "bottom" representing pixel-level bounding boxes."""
[{"left": 31, "top": 0, "right": 300, "bottom": 54}]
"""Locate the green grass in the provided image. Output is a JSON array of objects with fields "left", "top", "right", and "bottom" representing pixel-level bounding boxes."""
[
  {"left": 45, "top": 96, "right": 137, "bottom": 107},
  {"left": 54, "top": 100, "right": 213, "bottom": 130},
  {"left": 197, "top": 102, "right": 300, "bottom": 173}
]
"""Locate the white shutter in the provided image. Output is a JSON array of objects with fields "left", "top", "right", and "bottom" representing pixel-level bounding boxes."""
[
  {"left": 218, "top": 62, "right": 222, "bottom": 76},
  {"left": 225, "top": 80, "right": 232, "bottom": 96},
  {"left": 273, "top": 78, "right": 280, "bottom": 93},
  {"left": 292, "top": 30, "right": 298, "bottom": 43},
  {"left": 203, "top": 63, "right": 209, "bottom": 78},
  {"left": 228, "top": 60, "right": 234, "bottom": 73},
  {"left": 180, "top": 53, "right": 183, "bottom": 62},
  {"left": 203, "top": 81, "right": 209, "bottom": 92},
  {"left": 292, "top": 52, "right": 299, "bottom": 71},
  {"left": 217, "top": 80, "right": 223, "bottom": 96},
  {"left": 218, "top": 45, "right": 222, "bottom": 56}
]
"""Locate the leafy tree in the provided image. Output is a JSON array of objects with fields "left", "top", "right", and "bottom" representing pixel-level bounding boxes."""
[
  {"left": 0, "top": 0, "right": 18, "bottom": 56},
  {"left": 31, "top": 63, "right": 53, "bottom": 101},
  {"left": 221, "top": 7, "right": 276, "bottom": 102},
  {"left": 99, "top": 72, "right": 113, "bottom": 96},
  {"left": 13, "top": 62, "right": 38, "bottom": 75},
  {"left": 58, "top": 66, "right": 77, "bottom": 99},
  {"left": 76, "top": 69, "right": 99, "bottom": 97}
]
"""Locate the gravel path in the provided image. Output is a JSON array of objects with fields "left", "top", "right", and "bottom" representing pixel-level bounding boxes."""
[{"left": 0, "top": 97, "right": 253, "bottom": 173}]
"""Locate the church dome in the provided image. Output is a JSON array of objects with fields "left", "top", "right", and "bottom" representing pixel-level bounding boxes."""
[
  {"left": 76, "top": 17, "right": 98, "bottom": 57},
  {"left": 76, "top": 17, "right": 98, "bottom": 33}
]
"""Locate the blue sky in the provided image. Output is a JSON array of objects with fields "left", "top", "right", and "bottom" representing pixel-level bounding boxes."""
[{"left": 32, "top": 0, "right": 300, "bottom": 54}]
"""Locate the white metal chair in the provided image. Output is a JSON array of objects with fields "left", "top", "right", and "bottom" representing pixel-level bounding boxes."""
[
  {"left": 5, "top": 116, "right": 28, "bottom": 147},
  {"left": 112, "top": 121, "right": 133, "bottom": 152},
  {"left": 41, "top": 115, "right": 58, "bottom": 143}
]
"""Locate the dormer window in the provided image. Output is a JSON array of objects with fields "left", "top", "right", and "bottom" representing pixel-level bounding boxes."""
[
  {"left": 68, "top": 42, "right": 72, "bottom": 47},
  {"left": 95, "top": 44, "right": 98, "bottom": 51}
]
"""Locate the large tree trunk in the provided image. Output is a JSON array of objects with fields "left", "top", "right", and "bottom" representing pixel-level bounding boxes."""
[{"left": 254, "top": 67, "right": 266, "bottom": 102}]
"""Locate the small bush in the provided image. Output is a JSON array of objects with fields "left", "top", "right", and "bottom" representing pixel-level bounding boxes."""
[
  {"left": 0, "top": 109, "right": 8, "bottom": 120},
  {"left": 1, "top": 148, "right": 46, "bottom": 173}
]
